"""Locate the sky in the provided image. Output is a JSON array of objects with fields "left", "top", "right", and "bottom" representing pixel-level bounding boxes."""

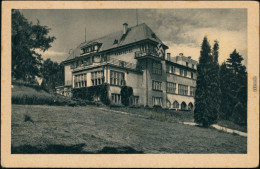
[{"left": 20, "top": 9, "right": 247, "bottom": 66}]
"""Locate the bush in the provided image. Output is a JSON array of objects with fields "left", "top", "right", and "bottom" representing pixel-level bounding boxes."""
[
  {"left": 120, "top": 86, "right": 133, "bottom": 106},
  {"left": 72, "top": 83, "right": 110, "bottom": 105}
]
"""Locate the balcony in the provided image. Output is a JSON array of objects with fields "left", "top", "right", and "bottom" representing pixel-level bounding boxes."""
[
  {"left": 72, "top": 57, "right": 141, "bottom": 72},
  {"left": 135, "top": 50, "right": 163, "bottom": 60}
]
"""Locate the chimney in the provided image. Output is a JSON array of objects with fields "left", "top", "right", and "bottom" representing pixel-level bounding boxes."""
[
  {"left": 123, "top": 23, "right": 128, "bottom": 34},
  {"left": 167, "top": 53, "right": 171, "bottom": 60},
  {"left": 179, "top": 53, "right": 183, "bottom": 57}
]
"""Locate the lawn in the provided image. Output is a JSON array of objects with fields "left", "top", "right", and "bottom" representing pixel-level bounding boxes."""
[
  {"left": 109, "top": 106, "right": 247, "bottom": 132},
  {"left": 11, "top": 104, "right": 247, "bottom": 154}
]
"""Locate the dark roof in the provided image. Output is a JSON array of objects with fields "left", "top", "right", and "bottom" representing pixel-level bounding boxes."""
[{"left": 65, "top": 23, "right": 168, "bottom": 61}]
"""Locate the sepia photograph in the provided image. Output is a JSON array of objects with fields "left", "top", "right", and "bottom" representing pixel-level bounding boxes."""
[{"left": 1, "top": 1, "right": 259, "bottom": 168}]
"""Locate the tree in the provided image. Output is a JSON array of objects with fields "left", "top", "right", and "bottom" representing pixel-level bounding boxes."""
[
  {"left": 120, "top": 86, "right": 133, "bottom": 106},
  {"left": 40, "top": 58, "right": 64, "bottom": 92},
  {"left": 210, "top": 40, "right": 221, "bottom": 121},
  {"left": 225, "top": 49, "right": 247, "bottom": 124},
  {"left": 12, "top": 9, "right": 55, "bottom": 81},
  {"left": 194, "top": 37, "right": 219, "bottom": 127},
  {"left": 219, "top": 62, "right": 233, "bottom": 119}
]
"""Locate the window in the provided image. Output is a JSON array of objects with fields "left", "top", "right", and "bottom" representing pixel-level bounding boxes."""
[
  {"left": 184, "top": 70, "right": 187, "bottom": 77},
  {"left": 152, "top": 81, "right": 162, "bottom": 91},
  {"left": 110, "top": 70, "right": 125, "bottom": 86},
  {"left": 190, "top": 86, "right": 196, "bottom": 96},
  {"left": 180, "top": 69, "right": 184, "bottom": 76},
  {"left": 181, "top": 102, "right": 187, "bottom": 110},
  {"left": 166, "top": 64, "right": 170, "bottom": 73},
  {"left": 192, "top": 64, "right": 194, "bottom": 69},
  {"left": 91, "top": 71, "right": 104, "bottom": 86},
  {"left": 152, "top": 62, "right": 162, "bottom": 75},
  {"left": 167, "top": 64, "right": 175, "bottom": 74},
  {"left": 178, "top": 84, "right": 188, "bottom": 95},
  {"left": 173, "top": 101, "right": 179, "bottom": 109},
  {"left": 186, "top": 62, "right": 189, "bottom": 67},
  {"left": 84, "top": 57, "right": 92, "bottom": 66},
  {"left": 166, "top": 82, "right": 176, "bottom": 93},
  {"left": 74, "top": 73, "right": 87, "bottom": 88},
  {"left": 130, "top": 96, "right": 139, "bottom": 106},
  {"left": 188, "top": 102, "right": 194, "bottom": 110},
  {"left": 153, "top": 97, "right": 162, "bottom": 106},
  {"left": 111, "top": 93, "right": 121, "bottom": 104},
  {"left": 191, "top": 72, "right": 194, "bottom": 79}
]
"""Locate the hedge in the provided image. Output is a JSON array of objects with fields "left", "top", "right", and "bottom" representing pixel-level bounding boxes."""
[{"left": 72, "top": 83, "right": 110, "bottom": 105}]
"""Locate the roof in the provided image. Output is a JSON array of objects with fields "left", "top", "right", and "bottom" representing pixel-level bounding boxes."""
[
  {"left": 171, "top": 55, "right": 198, "bottom": 65},
  {"left": 64, "top": 23, "right": 168, "bottom": 61}
]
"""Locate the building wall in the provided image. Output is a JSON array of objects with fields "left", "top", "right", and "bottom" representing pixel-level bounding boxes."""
[
  {"left": 62, "top": 43, "right": 197, "bottom": 110},
  {"left": 167, "top": 93, "right": 194, "bottom": 109},
  {"left": 64, "top": 64, "right": 72, "bottom": 84}
]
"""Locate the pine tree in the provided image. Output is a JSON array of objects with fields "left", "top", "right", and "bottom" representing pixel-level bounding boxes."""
[
  {"left": 219, "top": 62, "right": 233, "bottom": 119},
  {"left": 194, "top": 37, "right": 218, "bottom": 127},
  {"left": 209, "top": 40, "right": 221, "bottom": 122},
  {"left": 225, "top": 49, "right": 247, "bottom": 124}
]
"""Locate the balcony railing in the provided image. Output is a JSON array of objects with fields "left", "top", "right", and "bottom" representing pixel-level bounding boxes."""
[
  {"left": 135, "top": 50, "right": 162, "bottom": 59},
  {"left": 72, "top": 57, "right": 140, "bottom": 71}
]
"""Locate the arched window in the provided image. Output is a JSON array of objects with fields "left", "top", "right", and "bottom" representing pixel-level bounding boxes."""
[
  {"left": 166, "top": 100, "right": 171, "bottom": 108},
  {"left": 188, "top": 102, "right": 193, "bottom": 110},
  {"left": 173, "top": 101, "right": 179, "bottom": 109},
  {"left": 181, "top": 102, "right": 187, "bottom": 110}
]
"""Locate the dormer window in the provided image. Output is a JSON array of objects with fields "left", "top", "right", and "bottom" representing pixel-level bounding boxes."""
[
  {"left": 81, "top": 43, "right": 101, "bottom": 55},
  {"left": 94, "top": 45, "right": 98, "bottom": 51}
]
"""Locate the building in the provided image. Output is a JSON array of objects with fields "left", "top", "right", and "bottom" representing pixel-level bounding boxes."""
[{"left": 60, "top": 23, "right": 197, "bottom": 110}]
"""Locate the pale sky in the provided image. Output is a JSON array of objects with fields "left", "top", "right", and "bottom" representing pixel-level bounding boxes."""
[{"left": 20, "top": 9, "right": 247, "bottom": 66}]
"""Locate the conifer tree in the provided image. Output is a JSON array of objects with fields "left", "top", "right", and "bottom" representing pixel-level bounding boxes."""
[
  {"left": 219, "top": 62, "right": 233, "bottom": 119},
  {"left": 194, "top": 37, "right": 218, "bottom": 127},
  {"left": 225, "top": 49, "right": 247, "bottom": 124},
  {"left": 209, "top": 40, "right": 221, "bottom": 122}
]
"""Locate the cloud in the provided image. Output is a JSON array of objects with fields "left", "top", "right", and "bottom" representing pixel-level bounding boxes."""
[
  {"left": 140, "top": 9, "right": 247, "bottom": 66},
  {"left": 35, "top": 49, "right": 68, "bottom": 63}
]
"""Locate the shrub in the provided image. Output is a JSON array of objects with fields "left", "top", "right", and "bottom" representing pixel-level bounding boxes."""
[
  {"left": 99, "top": 84, "right": 110, "bottom": 105},
  {"left": 72, "top": 83, "right": 110, "bottom": 105},
  {"left": 120, "top": 86, "right": 133, "bottom": 106}
]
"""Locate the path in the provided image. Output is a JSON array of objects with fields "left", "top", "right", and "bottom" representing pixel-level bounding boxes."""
[{"left": 183, "top": 122, "right": 247, "bottom": 137}]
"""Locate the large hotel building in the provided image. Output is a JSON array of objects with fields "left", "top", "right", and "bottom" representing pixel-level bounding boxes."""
[{"left": 58, "top": 23, "right": 197, "bottom": 110}]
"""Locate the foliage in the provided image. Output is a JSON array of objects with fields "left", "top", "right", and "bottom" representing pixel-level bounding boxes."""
[
  {"left": 12, "top": 84, "right": 77, "bottom": 106},
  {"left": 72, "top": 84, "right": 110, "bottom": 105},
  {"left": 120, "top": 86, "right": 133, "bottom": 106},
  {"left": 40, "top": 58, "right": 64, "bottom": 92},
  {"left": 219, "top": 63, "right": 233, "bottom": 119},
  {"left": 12, "top": 9, "right": 55, "bottom": 81},
  {"left": 220, "top": 49, "right": 247, "bottom": 125},
  {"left": 194, "top": 37, "right": 220, "bottom": 127},
  {"left": 210, "top": 40, "right": 221, "bottom": 122}
]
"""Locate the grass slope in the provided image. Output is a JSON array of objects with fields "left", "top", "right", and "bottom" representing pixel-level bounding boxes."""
[{"left": 12, "top": 105, "right": 247, "bottom": 154}]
